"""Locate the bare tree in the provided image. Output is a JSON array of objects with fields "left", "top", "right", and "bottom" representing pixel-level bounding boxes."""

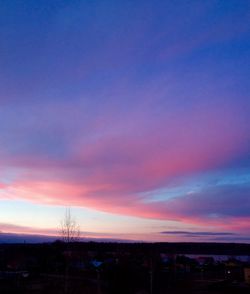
[
  {"left": 60, "top": 208, "right": 81, "bottom": 294},
  {"left": 60, "top": 207, "right": 80, "bottom": 243}
]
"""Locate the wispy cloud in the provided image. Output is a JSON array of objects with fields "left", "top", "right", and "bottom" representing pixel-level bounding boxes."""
[{"left": 161, "top": 231, "right": 235, "bottom": 236}]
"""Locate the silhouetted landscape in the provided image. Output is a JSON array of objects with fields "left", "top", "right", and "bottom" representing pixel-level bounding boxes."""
[{"left": 0, "top": 241, "right": 250, "bottom": 293}]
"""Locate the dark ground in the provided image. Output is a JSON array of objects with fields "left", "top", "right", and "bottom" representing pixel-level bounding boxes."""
[{"left": 0, "top": 241, "right": 249, "bottom": 293}]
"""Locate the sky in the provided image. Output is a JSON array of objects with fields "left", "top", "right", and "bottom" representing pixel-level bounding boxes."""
[{"left": 0, "top": 0, "right": 250, "bottom": 243}]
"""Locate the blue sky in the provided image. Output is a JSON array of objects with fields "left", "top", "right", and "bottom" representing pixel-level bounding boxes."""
[{"left": 0, "top": 0, "right": 250, "bottom": 242}]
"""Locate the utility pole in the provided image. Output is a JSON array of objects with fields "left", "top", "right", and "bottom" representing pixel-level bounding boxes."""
[{"left": 150, "top": 257, "right": 153, "bottom": 294}]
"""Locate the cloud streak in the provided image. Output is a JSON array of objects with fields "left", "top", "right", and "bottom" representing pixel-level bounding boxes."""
[{"left": 161, "top": 231, "right": 235, "bottom": 236}]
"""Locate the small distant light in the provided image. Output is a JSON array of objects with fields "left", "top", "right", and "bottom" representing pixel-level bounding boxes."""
[{"left": 227, "top": 270, "right": 231, "bottom": 274}]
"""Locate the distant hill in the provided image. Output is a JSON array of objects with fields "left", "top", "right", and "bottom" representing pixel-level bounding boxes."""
[
  {"left": 0, "top": 232, "right": 130, "bottom": 244},
  {"left": 1, "top": 231, "right": 250, "bottom": 255}
]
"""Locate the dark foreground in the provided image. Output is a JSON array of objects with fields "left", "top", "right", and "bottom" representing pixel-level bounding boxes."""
[{"left": 0, "top": 242, "right": 250, "bottom": 293}]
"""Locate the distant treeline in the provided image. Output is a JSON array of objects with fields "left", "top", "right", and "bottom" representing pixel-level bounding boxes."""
[{"left": 1, "top": 241, "right": 250, "bottom": 255}]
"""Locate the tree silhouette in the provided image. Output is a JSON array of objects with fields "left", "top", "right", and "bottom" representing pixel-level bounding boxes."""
[
  {"left": 60, "top": 207, "right": 80, "bottom": 243},
  {"left": 60, "top": 208, "right": 81, "bottom": 294}
]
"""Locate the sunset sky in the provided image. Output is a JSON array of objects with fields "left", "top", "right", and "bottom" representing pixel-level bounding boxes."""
[{"left": 0, "top": 0, "right": 250, "bottom": 243}]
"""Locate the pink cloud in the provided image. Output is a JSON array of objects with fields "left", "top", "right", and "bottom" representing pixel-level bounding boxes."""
[
  {"left": 2, "top": 175, "right": 250, "bottom": 236},
  {"left": 0, "top": 222, "right": 161, "bottom": 242},
  {"left": 0, "top": 222, "right": 58, "bottom": 236},
  {"left": 0, "top": 82, "right": 249, "bottom": 234}
]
